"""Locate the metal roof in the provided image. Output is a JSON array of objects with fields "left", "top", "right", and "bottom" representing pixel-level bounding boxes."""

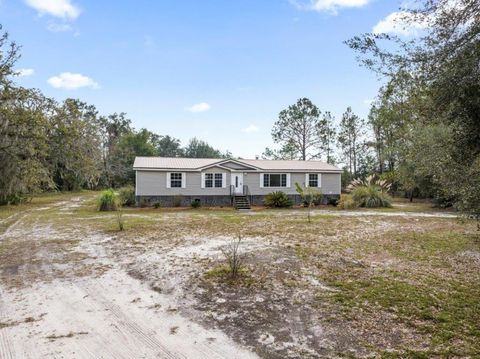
[
  {"left": 240, "top": 159, "right": 341, "bottom": 172},
  {"left": 133, "top": 157, "right": 221, "bottom": 169},
  {"left": 133, "top": 157, "right": 342, "bottom": 172}
]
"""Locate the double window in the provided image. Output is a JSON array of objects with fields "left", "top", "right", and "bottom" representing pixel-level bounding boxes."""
[
  {"left": 309, "top": 174, "right": 319, "bottom": 187},
  {"left": 170, "top": 173, "right": 183, "bottom": 188},
  {"left": 204, "top": 173, "right": 223, "bottom": 188},
  {"left": 263, "top": 173, "right": 287, "bottom": 187}
]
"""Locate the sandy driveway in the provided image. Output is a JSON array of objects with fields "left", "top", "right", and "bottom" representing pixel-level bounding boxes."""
[
  {"left": 0, "top": 272, "right": 256, "bottom": 359},
  {"left": 0, "top": 198, "right": 258, "bottom": 359}
]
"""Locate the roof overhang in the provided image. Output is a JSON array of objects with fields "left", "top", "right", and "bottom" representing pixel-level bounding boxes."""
[
  {"left": 134, "top": 167, "right": 343, "bottom": 173},
  {"left": 196, "top": 159, "right": 262, "bottom": 171}
]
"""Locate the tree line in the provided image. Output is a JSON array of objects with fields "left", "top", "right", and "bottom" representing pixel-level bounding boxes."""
[
  {"left": 264, "top": 0, "right": 479, "bottom": 218},
  {"left": 2, "top": 0, "right": 479, "bottom": 218},
  {"left": 0, "top": 25, "right": 229, "bottom": 204},
  {"left": 262, "top": 98, "right": 372, "bottom": 189}
]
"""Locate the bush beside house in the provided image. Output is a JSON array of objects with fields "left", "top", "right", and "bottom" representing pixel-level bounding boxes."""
[{"left": 264, "top": 191, "right": 292, "bottom": 208}]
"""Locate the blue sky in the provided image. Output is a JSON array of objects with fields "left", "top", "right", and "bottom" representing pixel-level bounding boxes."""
[{"left": 2, "top": 0, "right": 404, "bottom": 158}]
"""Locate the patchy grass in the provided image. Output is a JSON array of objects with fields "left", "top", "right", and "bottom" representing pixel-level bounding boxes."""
[
  {"left": 46, "top": 331, "right": 89, "bottom": 341},
  {"left": 1, "top": 192, "right": 478, "bottom": 358},
  {"left": 203, "top": 265, "right": 256, "bottom": 286},
  {"left": 302, "top": 228, "right": 480, "bottom": 357}
]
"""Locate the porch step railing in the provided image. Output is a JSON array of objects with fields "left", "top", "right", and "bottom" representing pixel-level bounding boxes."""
[{"left": 230, "top": 185, "right": 251, "bottom": 209}]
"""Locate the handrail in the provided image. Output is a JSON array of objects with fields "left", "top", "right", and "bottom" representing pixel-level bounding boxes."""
[
  {"left": 243, "top": 185, "right": 252, "bottom": 205},
  {"left": 230, "top": 185, "right": 235, "bottom": 205}
]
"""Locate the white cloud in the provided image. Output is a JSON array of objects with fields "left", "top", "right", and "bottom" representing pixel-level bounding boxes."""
[
  {"left": 47, "top": 72, "right": 99, "bottom": 90},
  {"left": 185, "top": 102, "right": 211, "bottom": 113},
  {"left": 373, "top": 11, "right": 429, "bottom": 36},
  {"left": 47, "top": 22, "right": 73, "bottom": 32},
  {"left": 242, "top": 124, "right": 260, "bottom": 133},
  {"left": 25, "top": 0, "right": 80, "bottom": 20},
  {"left": 291, "top": 0, "right": 371, "bottom": 14},
  {"left": 17, "top": 68, "right": 35, "bottom": 77}
]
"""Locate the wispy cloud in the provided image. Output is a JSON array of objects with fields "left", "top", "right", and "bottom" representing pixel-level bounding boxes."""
[
  {"left": 17, "top": 68, "right": 35, "bottom": 77},
  {"left": 185, "top": 102, "right": 211, "bottom": 113},
  {"left": 47, "top": 72, "right": 99, "bottom": 90},
  {"left": 47, "top": 21, "right": 73, "bottom": 32},
  {"left": 291, "top": 0, "right": 371, "bottom": 14},
  {"left": 25, "top": 0, "right": 81, "bottom": 20},
  {"left": 373, "top": 11, "right": 429, "bottom": 36},
  {"left": 242, "top": 124, "right": 259, "bottom": 133}
]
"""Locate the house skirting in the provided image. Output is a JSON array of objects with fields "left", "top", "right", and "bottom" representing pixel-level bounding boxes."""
[
  {"left": 249, "top": 194, "right": 340, "bottom": 206},
  {"left": 135, "top": 194, "right": 340, "bottom": 207},
  {"left": 135, "top": 195, "right": 232, "bottom": 207}
]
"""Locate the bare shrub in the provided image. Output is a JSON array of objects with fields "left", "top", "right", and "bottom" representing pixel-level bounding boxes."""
[
  {"left": 337, "top": 194, "right": 357, "bottom": 209},
  {"left": 295, "top": 182, "right": 322, "bottom": 223},
  {"left": 116, "top": 210, "right": 124, "bottom": 231},
  {"left": 221, "top": 235, "right": 245, "bottom": 279}
]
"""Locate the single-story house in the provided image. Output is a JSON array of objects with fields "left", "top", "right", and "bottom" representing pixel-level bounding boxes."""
[{"left": 133, "top": 157, "right": 342, "bottom": 208}]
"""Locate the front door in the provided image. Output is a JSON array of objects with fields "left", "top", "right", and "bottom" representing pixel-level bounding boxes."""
[{"left": 231, "top": 173, "right": 244, "bottom": 195}]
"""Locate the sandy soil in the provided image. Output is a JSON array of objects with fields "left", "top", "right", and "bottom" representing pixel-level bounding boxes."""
[
  {"left": 0, "top": 271, "right": 257, "bottom": 359},
  {"left": 248, "top": 208, "right": 458, "bottom": 219},
  {"left": 0, "top": 195, "right": 476, "bottom": 358},
  {"left": 0, "top": 197, "right": 258, "bottom": 359}
]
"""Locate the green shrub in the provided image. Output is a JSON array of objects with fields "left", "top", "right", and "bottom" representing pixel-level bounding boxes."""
[
  {"left": 118, "top": 186, "right": 135, "bottom": 207},
  {"left": 139, "top": 198, "right": 148, "bottom": 208},
  {"left": 264, "top": 191, "right": 292, "bottom": 208},
  {"left": 351, "top": 186, "right": 392, "bottom": 208},
  {"left": 97, "top": 189, "right": 119, "bottom": 211},
  {"left": 327, "top": 196, "right": 338, "bottom": 206},
  {"left": 337, "top": 194, "right": 357, "bottom": 209},
  {"left": 0, "top": 194, "right": 27, "bottom": 205},
  {"left": 308, "top": 191, "right": 323, "bottom": 206},
  {"left": 153, "top": 202, "right": 161, "bottom": 209},
  {"left": 295, "top": 182, "right": 323, "bottom": 206},
  {"left": 191, "top": 199, "right": 201, "bottom": 208},
  {"left": 347, "top": 174, "right": 392, "bottom": 193}
]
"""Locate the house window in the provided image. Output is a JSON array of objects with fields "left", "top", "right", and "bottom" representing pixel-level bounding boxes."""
[
  {"left": 264, "top": 174, "right": 287, "bottom": 187},
  {"left": 170, "top": 172, "right": 182, "bottom": 188},
  {"left": 205, "top": 173, "right": 213, "bottom": 188},
  {"left": 215, "top": 173, "right": 223, "bottom": 188},
  {"left": 309, "top": 174, "right": 318, "bottom": 187},
  {"left": 204, "top": 173, "right": 223, "bottom": 188}
]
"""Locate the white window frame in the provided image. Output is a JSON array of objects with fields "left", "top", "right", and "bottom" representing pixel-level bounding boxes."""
[
  {"left": 214, "top": 173, "right": 223, "bottom": 188},
  {"left": 305, "top": 173, "right": 321, "bottom": 188},
  {"left": 205, "top": 173, "right": 214, "bottom": 188},
  {"left": 166, "top": 172, "right": 186, "bottom": 188},
  {"left": 261, "top": 173, "right": 290, "bottom": 188},
  {"left": 201, "top": 172, "right": 226, "bottom": 189}
]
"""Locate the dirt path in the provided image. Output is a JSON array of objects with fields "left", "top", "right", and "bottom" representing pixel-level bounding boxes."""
[
  {"left": 0, "top": 197, "right": 258, "bottom": 359},
  {"left": 246, "top": 208, "right": 458, "bottom": 219},
  {"left": 0, "top": 272, "right": 257, "bottom": 359}
]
